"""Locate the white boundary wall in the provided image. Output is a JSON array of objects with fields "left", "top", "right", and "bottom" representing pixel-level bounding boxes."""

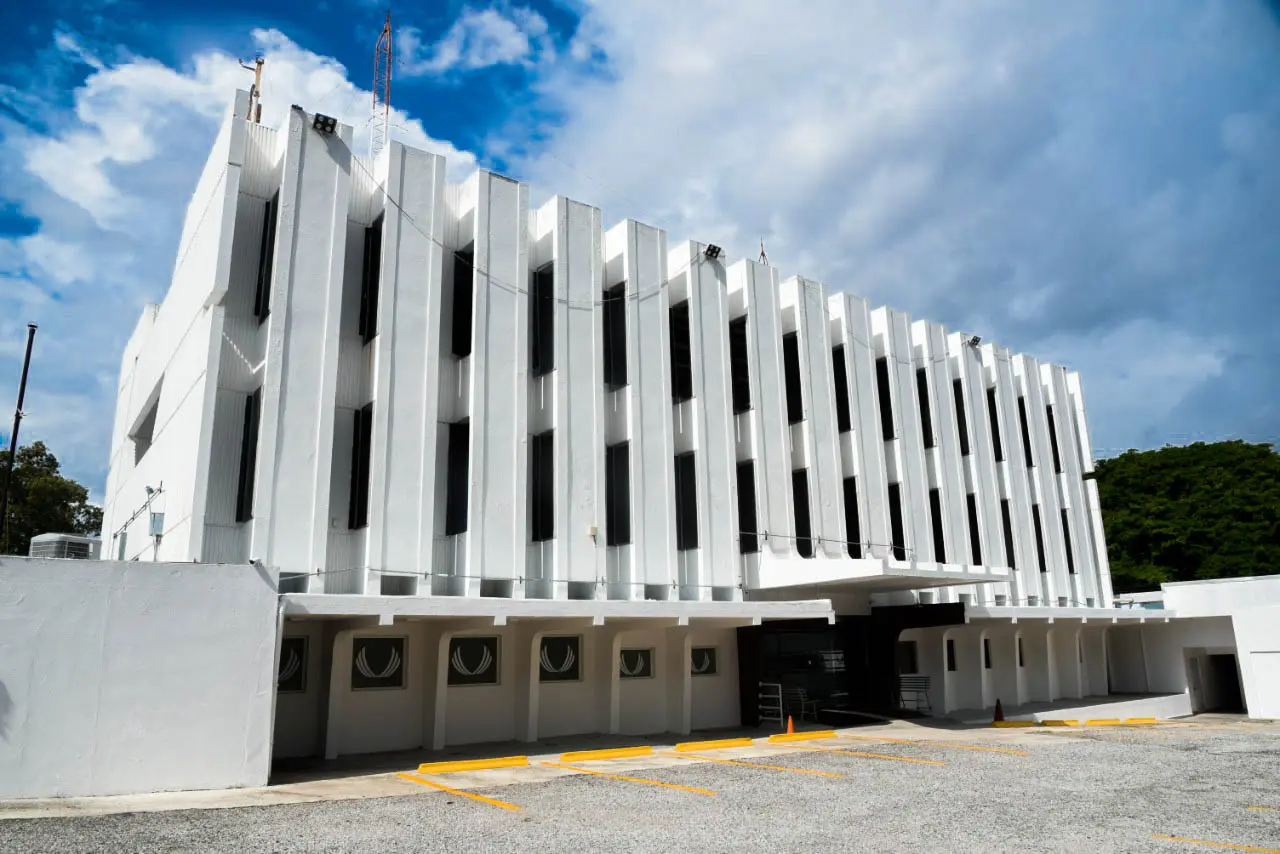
[{"left": 0, "top": 558, "right": 278, "bottom": 799}]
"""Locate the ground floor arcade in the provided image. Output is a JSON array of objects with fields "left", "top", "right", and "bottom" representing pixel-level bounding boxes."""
[{"left": 271, "top": 596, "right": 834, "bottom": 760}]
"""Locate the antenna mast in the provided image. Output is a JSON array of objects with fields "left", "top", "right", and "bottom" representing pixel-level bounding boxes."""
[
  {"left": 758, "top": 237, "right": 770, "bottom": 266},
  {"left": 371, "top": 12, "right": 393, "bottom": 160}
]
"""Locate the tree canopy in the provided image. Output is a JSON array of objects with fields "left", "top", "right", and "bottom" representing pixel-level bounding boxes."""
[
  {"left": 1094, "top": 440, "right": 1280, "bottom": 594},
  {"left": 0, "top": 441, "right": 102, "bottom": 556}
]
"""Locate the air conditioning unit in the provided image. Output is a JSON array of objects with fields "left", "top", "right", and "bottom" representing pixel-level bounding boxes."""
[
  {"left": 918, "top": 591, "right": 935, "bottom": 605},
  {"left": 1058, "top": 596, "right": 1069, "bottom": 608},
  {"left": 1027, "top": 595, "right": 1039, "bottom": 607},
  {"left": 994, "top": 594, "right": 1008, "bottom": 607},
  {"left": 28, "top": 533, "right": 102, "bottom": 561}
]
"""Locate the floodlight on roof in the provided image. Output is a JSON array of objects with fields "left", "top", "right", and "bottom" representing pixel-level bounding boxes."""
[
  {"left": 704, "top": 244, "right": 723, "bottom": 261},
  {"left": 968, "top": 335, "right": 982, "bottom": 347},
  {"left": 312, "top": 113, "right": 338, "bottom": 135}
]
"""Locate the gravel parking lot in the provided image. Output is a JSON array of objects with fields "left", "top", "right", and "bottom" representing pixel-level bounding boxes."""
[{"left": 5, "top": 719, "right": 1279, "bottom": 853}]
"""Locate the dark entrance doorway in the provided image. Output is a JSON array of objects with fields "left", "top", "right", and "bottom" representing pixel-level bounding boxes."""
[
  {"left": 736, "top": 603, "right": 965, "bottom": 726},
  {"left": 1208, "top": 654, "right": 1245, "bottom": 713}
]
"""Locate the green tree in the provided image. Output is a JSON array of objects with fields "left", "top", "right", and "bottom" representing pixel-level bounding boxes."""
[
  {"left": 1094, "top": 441, "right": 1280, "bottom": 594},
  {"left": 0, "top": 441, "right": 102, "bottom": 556}
]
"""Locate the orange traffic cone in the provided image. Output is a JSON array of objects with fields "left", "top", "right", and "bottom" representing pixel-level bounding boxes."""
[
  {"left": 994, "top": 699, "right": 1005, "bottom": 723},
  {"left": 786, "top": 716, "right": 794, "bottom": 734}
]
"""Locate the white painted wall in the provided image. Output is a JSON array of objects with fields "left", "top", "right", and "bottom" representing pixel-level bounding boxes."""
[
  {"left": 443, "top": 627, "right": 517, "bottom": 746},
  {"left": 273, "top": 620, "right": 327, "bottom": 759},
  {"left": 616, "top": 629, "right": 669, "bottom": 735},
  {"left": 689, "top": 628, "right": 740, "bottom": 730},
  {"left": 325, "top": 624, "right": 428, "bottom": 757},
  {"left": 0, "top": 558, "right": 277, "bottom": 799}
]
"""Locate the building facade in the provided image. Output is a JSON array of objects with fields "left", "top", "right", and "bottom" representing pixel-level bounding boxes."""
[{"left": 99, "top": 91, "right": 1157, "bottom": 760}]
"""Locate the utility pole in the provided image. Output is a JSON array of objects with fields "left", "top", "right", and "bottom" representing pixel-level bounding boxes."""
[
  {"left": 239, "top": 56, "right": 264, "bottom": 123},
  {"left": 0, "top": 323, "right": 37, "bottom": 552}
]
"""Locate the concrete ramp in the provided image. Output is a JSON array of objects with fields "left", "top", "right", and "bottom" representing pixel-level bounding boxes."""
[{"left": 948, "top": 693, "right": 1192, "bottom": 725}]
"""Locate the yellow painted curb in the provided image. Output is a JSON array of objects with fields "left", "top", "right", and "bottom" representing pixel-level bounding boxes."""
[
  {"left": 417, "top": 755, "right": 529, "bottom": 774},
  {"left": 1123, "top": 718, "right": 1159, "bottom": 725},
  {"left": 673, "top": 738, "right": 754, "bottom": 752},
  {"left": 560, "top": 746, "right": 654, "bottom": 762},
  {"left": 990, "top": 721, "right": 1038, "bottom": 728},
  {"left": 1040, "top": 720, "right": 1079, "bottom": 727},
  {"left": 767, "top": 730, "right": 837, "bottom": 743},
  {"left": 1084, "top": 719, "right": 1122, "bottom": 726}
]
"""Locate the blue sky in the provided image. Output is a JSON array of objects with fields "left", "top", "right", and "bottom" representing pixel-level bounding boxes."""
[{"left": 1, "top": 1, "right": 1279, "bottom": 500}]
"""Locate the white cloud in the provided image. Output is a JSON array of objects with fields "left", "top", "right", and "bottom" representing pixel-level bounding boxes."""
[
  {"left": 505, "top": 0, "right": 1280, "bottom": 453},
  {"left": 398, "top": 6, "right": 552, "bottom": 76},
  {"left": 0, "top": 28, "right": 480, "bottom": 494}
]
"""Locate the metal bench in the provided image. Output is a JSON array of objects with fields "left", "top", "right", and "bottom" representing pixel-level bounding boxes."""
[
  {"left": 782, "top": 687, "right": 820, "bottom": 721},
  {"left": 898, "top": 675, "right": 932, "bottom": 712}
]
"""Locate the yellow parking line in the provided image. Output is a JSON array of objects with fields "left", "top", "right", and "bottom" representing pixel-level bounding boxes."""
[
  {"left": 1152, "top": 833, "right": 1280, "bottom": 852},
  {"left": 776, "top": 745, "right": 945, "bottom": 766},
  {"left": 663, "top": 751, "right": 845, "bottom": 778},
  {"left": 396, "top": 773, "right": 523, "bottom": 811},
  {"left": 541, "top": 761, "right": 716, "bottom": 795},
  {"left": 1248, "top": 806, "right": 1278, "bottom": 812},
  {"left": 767, "top": 730, "right": 838, "bottom": 743},
  {"left": 836, "top": 734, "right": 1027, "bottom": 756}
]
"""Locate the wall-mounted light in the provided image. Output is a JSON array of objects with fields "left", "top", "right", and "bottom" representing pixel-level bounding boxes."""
[
  {"left": 312, "top": 113, "right": 338, "bottom": 134},
  {"left": 968, "top": 335, "right": 982, "bottom": 347},
  {"left": 704, "top": 244, "right": 723, "bottom": 261}
]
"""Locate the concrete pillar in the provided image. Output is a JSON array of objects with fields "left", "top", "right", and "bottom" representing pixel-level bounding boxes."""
[{"left": 665, "top": 625, "right": 692, "bottom": 734}]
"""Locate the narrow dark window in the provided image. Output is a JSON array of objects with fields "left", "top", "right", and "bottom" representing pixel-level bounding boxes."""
[
  {"left": 358, "top": 213, "right": 384, "bottom": 343},
  {"left": 983, "top": 638, "right": 992, "bottom": 669},
  {"left": 451, "top": 244, "right": 475, "bottom": 358},
  {"left": 530, "top": 430, "right": 554, "bottom": 542},
  {"left": 966, "top": 494, "right": 982, "bottom": 565},
  {"left": 876, "top": 356, "right": 894, "bottom": 440},
  {"left": 674, "top": 452, "right": 698, "bottom": 550},
  {"left": 1017, "top": 637, "right": 1025, "bottom": 667},
  {"left": 986, "top": 387, "right": 1004, "bottom": 462},
  {"left": 348, "top": 402, "right": 374, "bottom": 529},
  {"left": 896, "top": 641, "right": 918, "bottom": 674},
  {"left": 530, "top": 262, "right": 554, "bottom": 377},
  {"left": 1032, "top": 504, "right": 1047, "bottom": 572},
  {"left": 1018, "top": 396, "right": 1034, "bottom": 468},
  {"left": 953, "top": 379, "right": 970, "bottom": 456},
  {"left": 783, "top": 332, "right": 803, "bottom": 424},
  {"left": 929, "top": 488, "right": 946, "bottom": 563},
  {"left": 832, "top": 346, "right": 852, "bottom": 433},
  {"left": 792, "top": 469, "right": 813, "bottom": 557},
  {"left": 916, "top": 368, "right": 935, "bottom": 449},
  {"left": 254, "top": 191, "right": 279, "bottom": 321},
  {"left": 888, "top": 483, "right": 907, "bottom": 561},
  {"left": 1061, "top": 508, "right": 1076, "bottom": 574},
  {"left": 235, "top": 388, "right": 261, "bottom": 523},
  {"left": 1000, "top": 498, "right": 1016, "bottom": 569},
  {"left": 729, "top": 317, "right": 751, "bottom": 413},
  {"left": 842, "top": 477, "right": 861, "bottom": 558},
  {"left": 444, "top": 421, "right": 470, "bottom": 535},
  {"left": 946, "top": 639, "right": 957, "bottom": 672},
  {"left": 736, "top": 460, "right": 759, "bottom": 554},
  {"left": 670, "top": 301, "right": 693, "bottom": 403},
  {"left": 1047, "top": 404, "right": 1062, "bottom": 473},
  {"left": 602, "top": 283, "right": 627, "bottom": 389},
  {"left": 605, "top": 441, "right": 631, "bottom": 545}
]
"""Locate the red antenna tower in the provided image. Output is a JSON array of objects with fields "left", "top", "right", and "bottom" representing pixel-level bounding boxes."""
[{"left": 370, "top": 11, "right": 393, "bottom": 160}]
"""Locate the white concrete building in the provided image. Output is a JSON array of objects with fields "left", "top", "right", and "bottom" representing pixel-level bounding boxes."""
[{"left": 92, "top": 90, "right": 1174, "bottom": 770}]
